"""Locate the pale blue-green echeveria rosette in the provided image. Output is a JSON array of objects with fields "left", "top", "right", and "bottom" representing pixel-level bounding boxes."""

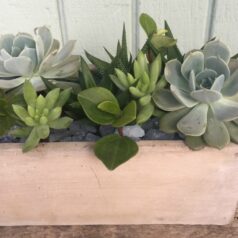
[
  {"left": 153, "top": 39, "right": 238, "bottom": 150},
  {"left": 0, "top": 26, "right": 79, "bottom": 90}
]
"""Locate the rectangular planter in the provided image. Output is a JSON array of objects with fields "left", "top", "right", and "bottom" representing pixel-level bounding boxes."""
[{"left": 0, "top": 141, "right": 237, "bottom": 226}]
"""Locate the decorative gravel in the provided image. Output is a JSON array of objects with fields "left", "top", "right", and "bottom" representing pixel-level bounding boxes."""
[{"left": 0, "top": 118, "right": 182, "bottom": 143}]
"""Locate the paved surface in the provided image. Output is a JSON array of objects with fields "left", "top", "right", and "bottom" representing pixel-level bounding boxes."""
[{"left": 0, "top": 223, "right": 238, "bottom": 238}]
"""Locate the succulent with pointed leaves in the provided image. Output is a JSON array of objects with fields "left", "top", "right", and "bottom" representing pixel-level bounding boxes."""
[
  {"left": 0, "top": 26, "right": 79, "bottom": 90},
  {"left": 153, "top": 39, "right": 238, "bottom": 150},
  {"left": 110, "top": 51, "right": 162, "bottom": 124},
  {"left": 11, "top": 81, "right": 73, "bottom": 152}
]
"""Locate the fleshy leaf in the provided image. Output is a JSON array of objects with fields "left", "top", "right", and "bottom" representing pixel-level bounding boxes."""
[
  {"left": 181, "top": 51, "right": 204, "bottom": 79},
  {"left": 160, "top": 108, "right": 190, "bottom": 133},
  {"left": 112, "top": 101, "right": 136, "bottom": 127},
  {"left": 164, "top": 59, "right": 190, "bottom": 91},
  {"left": 49, "top": 117, "right": 73, "bottom": 129},
  {"left": 203, "top": 110, "right": 230, "bottom": 149},
  {"left": 136, "top": 102, "right": 154, "bottom": 124},
  {"left": 190, "top": 89, "right": 222, "bottom": 103},
  {"left": 205, "top": 56, "right": 230, "bottom": 80},
  {"left": 22, "top": 128, "right": 40, "bottom": 153},
  {"left": 139, "top": 13, "right": 157, "bottom": 36},
  {"left": 203, "top": 39, "right": 230, "bottom": 63},
  {"left": 171, "top": 85, "right": 198, "bottom": 107},
  {"left": 177, "top": 104, "right": 208, "bottom": 136},
  {"left": 185, "top": 136, "right": 206, "bottom": 150},
  {"left": 23, "top": 80, "right": 37, "bottom": 107},
  {"left": 94, "top": 134, "right": 139, "bottom": 170},
  {"left": 211, "top": 98, "right": 238, "bottom": 121},
  {"left": 80, "top": 57, "right": 96, "bottom": 89},
  {"left": 152, "top": 88, "right": 185, "bottom": 111},
  {"left": 97, "top": 101, "right": 121, "bottom": 116},
  {"left": 78, "top": 87, "right": 118, "bottom": 125},
  {"left": 225, "top": 122, "right": 238, "bottom": 143}
]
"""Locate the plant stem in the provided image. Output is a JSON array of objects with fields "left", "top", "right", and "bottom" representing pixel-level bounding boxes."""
[{"left": 118, "top": 127, "right": 123, "bottom": 137}]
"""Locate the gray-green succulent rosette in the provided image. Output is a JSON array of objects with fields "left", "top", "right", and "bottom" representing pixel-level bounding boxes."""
[
  {"left": 153, "top": 39, "right": 238, "bottom": 150},
  {"left": 0, "top": 26, "right": 79, "bottom": 90}
]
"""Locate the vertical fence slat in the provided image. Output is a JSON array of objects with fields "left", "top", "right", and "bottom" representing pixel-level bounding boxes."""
[
  {"left": 138, "top": 0, "right": 209, "bottom": 54},
  {"left": 210, "top": 0, "right": 238, "bottom": 54},
  {"left": 0, "top": 0, "right": 61, "bottom": 41},
  {"left": 62, "top": 0, "right": 133, "bottom": 59}
]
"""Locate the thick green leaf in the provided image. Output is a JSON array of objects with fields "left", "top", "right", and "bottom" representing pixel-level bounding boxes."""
[
  {"left": 45, "top": 88, "right": 60, "bottom": 109},
  {"left": 177, "top": 104, "right": 208, "bottom": 136},
  {"left": 190, "top": 89, "right": 222, "bottom": 103},
  {"left": 10, "top": 127, "right": 32, "bottom": 138},
  {"left": 152, "top": 88, "right": 185, "bottom": 111},
  {"left": 97, "top": 101, "right": 121, "bottom": 116},
  {"left": 36, "top": 125, "right": 50, "bottom": 139},
  {"left": 185, "top": 136, "right": 206, "bottom": 150},
  {"left": 150, "top": 35, "right": 176, "bottom": 50},
  {"left": 22, "top": 128, "right": 40, "bottom": 153},
  {"left": 139, "top": 13, "right": 157, "bottom": 37},
  {"left": 225, "top": 121, "right": 238, "bottom": 143},
  {"left": 80, "top": 57, "right": 96, "bottom": 88},
  {"left": 171, "top": 85, "right": 198, "bottom": 107},
  {"left": 56, "top": 88, "right": 72, "bottom": 107},
  {"left": 181, "top": 51, "right": 204, "bottom": 79},
  {"left": 136, "top": 102, "right": 154, "bottom": 124},
  {"left": 94, "top": 134, "right": 139, "bottom": 170},
  {"left": 49, "top": 117, "right": 73, "bottom": 129},
  {"left": 85, "top": 51, "right": 110, "bottom": 74},
  {"left": 113, "top": 100, "right": 137, "bottom": 127},
  {"left": 164, "top": 59, "right": 190, "bottom": 91},
  {"left": 12, "top": 104, "right": 29, "bottom": 122},
  {"left": 23, "top": 80, "right": 37, "bottom": 107},
  {"left": 203, "top": 111, "right": 230, "bottom": 149},
  {"left": 160, "top": 108, "right": 190, "bottom": 133},
  {"left": 78, "top": 87, "right": 118, "bottom": 125},
  {"left": 211, "top": 98, "right": 238, "bottom": 121}
]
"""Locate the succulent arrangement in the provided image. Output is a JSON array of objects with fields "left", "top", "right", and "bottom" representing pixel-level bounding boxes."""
[{"left": 1, "top": 13, "right": 238, "bottom": 170}]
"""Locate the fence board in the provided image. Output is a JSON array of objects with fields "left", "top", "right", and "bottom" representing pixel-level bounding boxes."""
[
  {"left": 211, "top": 0, "right": 238, "bottom": 54},
  {"left": 63, "top": 0, "right": 133, "bottom": 59},
  {"left": 138, "top": 0, "right": 209, "bottom": 54},
  {"left": 0, "top": 0, "right": 61, "bottom": 42}
]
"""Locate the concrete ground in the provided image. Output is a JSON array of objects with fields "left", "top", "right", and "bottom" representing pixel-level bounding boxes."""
[{"left": 0, "top": 221, "right": 237, "bottom": 238}]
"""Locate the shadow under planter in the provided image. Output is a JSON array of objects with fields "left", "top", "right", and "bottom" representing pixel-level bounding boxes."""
[{"left": 0, "top": 141, "right": 237, "bottom": 226}]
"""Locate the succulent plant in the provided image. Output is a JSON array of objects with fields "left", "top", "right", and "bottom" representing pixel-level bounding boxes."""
[
  {"left": 11, "top": 81, "right": 73, "bottom": 152},
  {"left": 153, "top": 39, "right": 238, "bottom": 149},
  {"left": 85, "top": 25, "right": 133, "bottom": 90},
  {"left": 139, "top": 13, "right": 180, "bottom": 63},
  {"left": 110, "top": 51, "right": 162, "bottom": 124},
  {"left": 0, "top": 26, "right": 79, "bottom": 90}
]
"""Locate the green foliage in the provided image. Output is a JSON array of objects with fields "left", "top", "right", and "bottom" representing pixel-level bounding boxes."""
[
  {"left": 85, "top": 25, "right": 133, "bottom": 90},
  {"left": 140, "top": 13, "right": 157, "bottom": 37},
  {"left": 0, "top": 91, "right": 19, "bottom": 136},
  {"left": 78, "top": 87, "right": 136, "bottom": 127},
  {"left": 153, "top": 39, "right": 238, "bottom": 150},
  {"left": 110, "top": 51, "right": 162, "bottom": 124},
  {"left": 94, "top": 134, "right": 138, "bottom": 170},
  {"left": 12, "top": 81, "right": 73, "bottom": 152},
  {"left": 139, "top": 13, "right": 179, "bottom": 63}
]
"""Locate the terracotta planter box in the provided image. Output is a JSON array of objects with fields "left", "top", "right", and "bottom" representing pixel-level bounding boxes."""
[{"left": 0, "top": 141, "right": 237, "bottom": 226}]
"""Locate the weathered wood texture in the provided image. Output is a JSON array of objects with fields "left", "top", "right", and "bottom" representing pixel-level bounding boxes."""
[
  {"left": 0, "top": 141, "right": 237, "bottom": 226},
  {"left": 1, "top": 0, "right": 238, "bottom": 58},
  {"left": 0, "top": 225, "right": 238, "bottom": 238}
]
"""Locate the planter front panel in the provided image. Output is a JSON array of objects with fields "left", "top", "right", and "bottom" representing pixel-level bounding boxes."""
[{"left": 0, "top": 141, "right": 237, "bottom": 225}]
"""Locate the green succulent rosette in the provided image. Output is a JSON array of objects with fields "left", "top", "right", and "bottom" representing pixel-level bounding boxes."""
[{"left": 153, "top": 39, "right": 238, "bottom": 150}]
